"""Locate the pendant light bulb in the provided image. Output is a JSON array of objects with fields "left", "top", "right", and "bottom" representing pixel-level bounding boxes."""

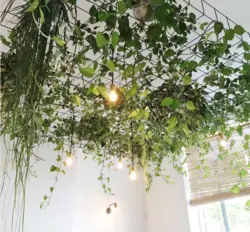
[
  {"left": 109, "top": 90, "right": 118, "bottom": 102},
  {"left": 220, "top": 138, "right": 228, "bottom": 148},
  {"left": 129, "top": 167, "right": 137, "bottom": 181},
  {"left": 66, "top": 156, "right": 73, "bottom": 166},
  {"left": 117, "top": 159, "right": 123, "bottom": 170},
  {"left": 219, "top": 134, "right": 228, "bottom": 148}
]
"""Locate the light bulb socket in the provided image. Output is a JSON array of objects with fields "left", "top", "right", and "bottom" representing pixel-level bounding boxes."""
[
  {"left": 219, "top": 133, "right": 224, "bottom": 139},
  {"left": 110, "top": 83, "right": 116, "bottom": 90}
]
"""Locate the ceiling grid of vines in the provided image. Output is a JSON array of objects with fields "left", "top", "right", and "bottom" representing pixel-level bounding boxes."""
[{"left": 1, "top": 0, "right": 250, "bottom": 230}]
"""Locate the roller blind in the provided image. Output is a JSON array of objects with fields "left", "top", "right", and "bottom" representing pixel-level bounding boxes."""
[{"left": 187, "top": 127, "right": 250, "bottom": 206}]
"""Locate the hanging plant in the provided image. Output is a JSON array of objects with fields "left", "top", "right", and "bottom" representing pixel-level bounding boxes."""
[{"left": 1, "top": 0, "right": 250, "bottom": 231}]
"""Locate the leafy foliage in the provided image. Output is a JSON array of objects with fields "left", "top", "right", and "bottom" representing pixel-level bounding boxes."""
[{"left": 1, "top": 0, "right": 250, "bottom": 230}]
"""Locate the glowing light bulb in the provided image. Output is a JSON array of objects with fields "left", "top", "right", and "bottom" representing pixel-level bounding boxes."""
[
  {"left": 109, "top": 90, "right": 118, "bottom": 102},
  {"left": 129, "top": 168, "right": 137, "bottom": 181},
  {"left": 117, "top": 160, "right": 123, "bottom": 170},
  {"left": 66, "top": 156, "right": 73, "bottom": 166},
  {"left": 220, "top": 139, "right": 228, "bottom": 148},
  {"left": 245, "top": 155, "right": 249, "bottom": 165}
]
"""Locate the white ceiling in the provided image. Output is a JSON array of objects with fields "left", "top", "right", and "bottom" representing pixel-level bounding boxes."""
[{"left": 192, "top": 0, "right": 250, "bottom": 32}]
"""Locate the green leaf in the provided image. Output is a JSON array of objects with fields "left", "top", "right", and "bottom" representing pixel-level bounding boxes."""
[
  {"left": 214, "top": 92, "right": 224, "bottom": 100},
  {"left": 244, "top": 53, "right": 250, "bottom": 61},
  {"left": 200, "top": 22, "right": 208, "bottom": 31},
  {"left": 97, "top": 86, "right": 108, "bottom": 98},
  {"left": 39, "top": 8, "right": 44, "bottom": 24},
  {"left": 79, "top": 67, "right": 95, "bottom": 78},
  {"left": 127, "top": 84, "right": 138, "bottom": 98},
  {"left": 214, "top": 22, "right": 224, "bottom": 36},
  {"left": 242, "top": 41, "right": 250, "bottom": 51},
  {"left": 239, "top": 169, "right": 248, "bottom": 178},
  {"left": 225, "top": 29, "right": 235, "bottom": 41},
  {"left": 26, "top": 0, "right": 39, "bottom": 12},
  {"left": 188, "top": 61, "right": 198, "bottom": 71},
  {"left": 0, "top": 36, "right": 10, "bottom": 47},
  {"left": 61, "top": 170, "right": 66, "bottom": 175},
  {"left": 234, "top": 25, "right": 245, "bottom": 35},
  {"left": 147, "top": 130, "right": 153, "bottom": 139},
  {"left": 44, "top": 195, "right": 48, "bottom": 201},
  {"left": 111, "top": 31, "right": 119, "bottom": 48},
  {"left": 183, "top": 124, "right": 191, "bottom": 136},
  {"left": 195, "top": 165, "right": 201, "bottom": 170},
  {"left": 230, "top": 185, "right": 240, "bottom": 194},
  {"left": 171, "top": 99, "right": 180, "bottom": 110},
  {"left": 186, "top": 101, "right": 196, "bottom": 110},
  {"left": 183, "top": 75, "right": 192, "bottom": 85},
  {"left": 161, "top": 97, "right": 173, "bottom": 106},
  {"left": 151, "top": 0, "right": 164, "bottom": 4},
  {"left": 246, "top": 200, "right": 250, "bottom": 210},
  {"left": 128, "top": 110, "right": 137, "bottom": 118},
  {"left": 50, "top": 165, "right": 57, "bottom": 172},
  {"left": 50, "top": 187, "right": 54, "bottom": 192},
  {"left": 98, "top": 11, "right": 110, "bottom": 21},
  {"left": 147, "top": 24, "right": 161, "bottom": 40},
  {"left": 168, "top": 117, "right": 178, "bottom": 126},
  {"left": 52, "top": 36, "right": 65, "bottom": 46},
  {"left": 230, "top": 139, "right": 235, "bottom": 149},
  {"left": 89, "top": 5, "right": 97, "bottom": 16},
  {"left": 189, "top": 13, "right": 196, "bottom": 24},
  {"left": 67, "top": 0, "right": 77, "bottom": 4},
  {"left": 72, "top": 94, "right": 81, "bottom": 106},
  {"left": 87, "top": 84, "right": 99, "bottom": 96},
  {"left": 243, "top": 142, "right": 249, "bottom": 150},
  {"left": 118, "top": 1, "right": 126, "bottom": 14},
  {"left": 92, "top": 87, "right": 99, "bottom": 96},
  {"left": 236, "top": 126, "right": 243, "bottom": 136},
  {"left": 106, "top": 60, "right": 115, "bottom": 72},
  {"left": 96, "top": 32, "right": 108, "bottom": 48},
  {"left": 54, "top": 142, "right": 63, "bottom": 151}
]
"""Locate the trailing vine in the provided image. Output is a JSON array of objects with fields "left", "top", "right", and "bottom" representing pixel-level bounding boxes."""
[{"left": 1, "top": 0, "right": 250, "bottom": 230}]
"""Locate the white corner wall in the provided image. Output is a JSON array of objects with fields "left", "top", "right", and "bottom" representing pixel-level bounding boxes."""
[
  {"left": 145, "top": 161, "right": 190, "bottom": 232},
  {"left": 1, "top": 143, "right": 191, "bottom": 232},
  {"left": 0, "top": 143, "right": 147, "bottom": 232}
]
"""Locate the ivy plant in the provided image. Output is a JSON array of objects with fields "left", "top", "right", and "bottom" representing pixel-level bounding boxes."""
[{"left": 0, "top": 0, "right": 250, "bottom": 231}]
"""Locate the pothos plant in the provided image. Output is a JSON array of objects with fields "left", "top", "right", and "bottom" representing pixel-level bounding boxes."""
[{"left": 1, "top": 0, "right": 250, "bottom": 230}]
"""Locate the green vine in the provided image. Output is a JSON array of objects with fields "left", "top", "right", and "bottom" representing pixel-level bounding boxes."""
[{"left": 1, "top": 0, "right": 250, "bottom": 231}]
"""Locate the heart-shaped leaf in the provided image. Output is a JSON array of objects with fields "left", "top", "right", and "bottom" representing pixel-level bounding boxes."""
[
  {"left": 161, "top": 97, "right": 173, "bottom": 106},
  {"left": 234, "top": 25, "right": 245, "bottom": 36},
  {"left": 53, "top": 37, "right": 65, "bottom": 46},
  {"left": 111, "top": 31, "right": 119, "bottom": 48},
  {"left": 72, "top": 94, "right": 81, "bottom": 106},
  {"left": 214, "top": 22, "right": 224, "bottom": 36},
  {"left": 96, "top": 32, "right": 108, "bottom": 48},
  {"left": 186, "top": 101, "right": 196, "bottom": 110},
  {"left": 128, "top": 110, "right": 137, "bottom": 118},
  {"left": 106, "top": 60, "right": 115, "bottom": 72},
  {"left": 79, "top": 67, "right": 95, "bottom": 78},
  {"left": 118, "top": 1, "right": 126, "bottom": 14}
]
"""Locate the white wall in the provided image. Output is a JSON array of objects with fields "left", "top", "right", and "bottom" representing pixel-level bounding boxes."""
[
  {"left": 145, "top": 161, "right": 190, "bottom": 232},
  {"left": 0, "top": 143, "right": 146, "bottom": 232}
]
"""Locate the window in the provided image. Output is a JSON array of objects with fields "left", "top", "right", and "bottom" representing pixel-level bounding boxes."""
[
  {"left": 189, "top": 196, "right": 250, "bottom": 232},
  {"left": 186, "top": 128, "right": 250, "bottom": 232}
]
